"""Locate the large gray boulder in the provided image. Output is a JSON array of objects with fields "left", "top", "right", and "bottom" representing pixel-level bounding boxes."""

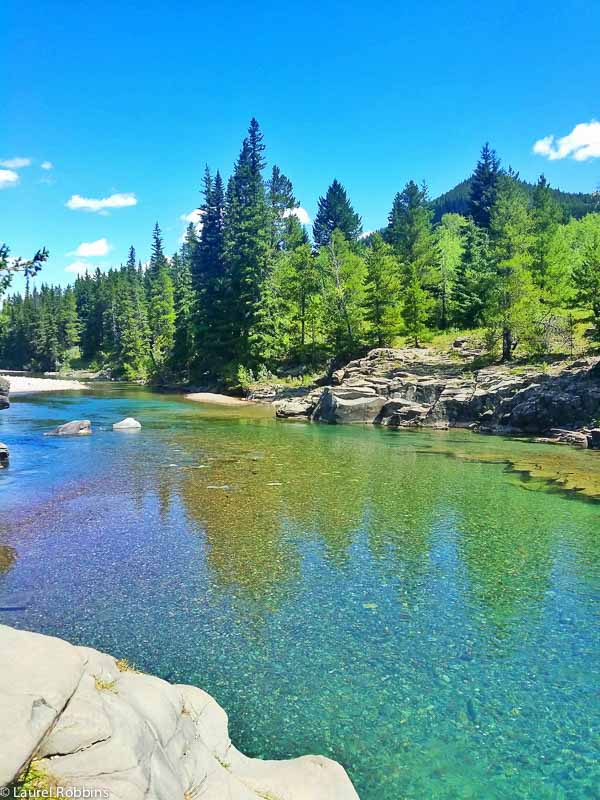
[
  {"left": 0, "top": 625, "right": 359, "bottom": 800},
  {"left": 112, "top": 417, "right": 142, "bottom": 431},
  {"left": 45, "top": 420, "right": 92, "bottom": 437},
  {"left": 313, "top": 387, "right": 387, "bottom": 424},
  {"left": 0, "top": 377, "right": 9, "bottom": 410}
]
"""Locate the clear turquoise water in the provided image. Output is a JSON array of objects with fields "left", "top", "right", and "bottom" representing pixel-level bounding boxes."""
[{"left": 0, "top": 386, "right": 598, "bottom": 799}]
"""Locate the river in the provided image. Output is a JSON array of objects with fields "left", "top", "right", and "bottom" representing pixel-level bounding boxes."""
[{"left": 0, "top": 385, "right": 598, "bottom": 799}]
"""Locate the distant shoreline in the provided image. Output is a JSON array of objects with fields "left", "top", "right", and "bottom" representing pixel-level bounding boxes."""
[{"left": 1, "top": 375, "right": 88, "bottom": 394}]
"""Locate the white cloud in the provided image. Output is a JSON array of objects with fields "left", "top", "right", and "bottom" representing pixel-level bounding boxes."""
[
  {"left": 180, "top": 209, "right": 204, "bottom": 226},
  {"left": 65, "top": 260, "right": 94, "bottom": 275},
  {"left": 41, "top": 161, "right": 54, "bottom": 170},
  {"left": 66, "top": 192, "right": 138, "bottom": 212},
  {"left": 533, "top": 120, "right": 600, "bottom": 161},
  {"left": 359, "top": 230, "right": 375, "bottom": 240},
  {"left": 0, "top": 157, "right": 32, "bottom": 169},
  {"left": 68, "top": 238, "right": 111, "bottom": 257},
  {"left": 0, "top": 169, "right": 19, "bottom": 189},
  {"left": 282, "top": 206, "right": 310, "bottom": 225}
]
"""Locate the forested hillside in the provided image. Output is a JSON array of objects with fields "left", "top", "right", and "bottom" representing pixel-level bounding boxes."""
[
  {"left": 1, "top": 126, "right": 600, "bottom": 385},
  {"left": 432, "top": 175, "right": 599, "bottom": 221}
]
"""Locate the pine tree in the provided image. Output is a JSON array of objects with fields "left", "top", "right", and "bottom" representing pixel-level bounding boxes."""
[
  {"left": 531, "top": 175, "right": 565, "bottom": 301},
  {"left": 269, "top": 165, "right": 298, "bottom": 248},
  {"left": 312, "top": 180, "right": 362, "bottom": 247},
  {"left": 223, "top": 118, "right": 272, "bottom": 367},
  {"left": 385, "top": 181, "right": 434, "bottom": 278},
  {"left": 488, "top": 173, "right": 534, "bottom": 360},
  {"left": 363, "top": 234, "right": 401, "bottom": 347},
  {"left": 451, "top": 220, "right": 493, "bottom": 328},
  {"left": 468, "top": 143, "right": 501, "bottom": 228},
  {"left": 146, "top": 223, "right": 176, "bottom": 380},
  {"left": 171, "top": 241, "right": 196, "bottom": 380}
]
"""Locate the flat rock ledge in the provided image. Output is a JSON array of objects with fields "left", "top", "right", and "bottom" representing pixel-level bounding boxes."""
[
  {"left": 0, "top": 376, "right": 9, "bottom": 410},
  {"left": 0, "top": 625, "right": 359, "bottom": 800},
  {"left": 274, "top": 347, "right": 600, "bottom": 445}
]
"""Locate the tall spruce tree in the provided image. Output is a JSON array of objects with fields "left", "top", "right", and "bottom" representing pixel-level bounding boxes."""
[
  {"left": 468, "top": 143, "right": 501, "bottom": 228},
  {"left": 222, "top": 118, "right": 272, "bottom": 367},
  {"left": 312, "top": 180, "right": 362, "bottom": 247},
  {"left": 385, "top": 181, "right": 434, "bottom": 278},
  {"left": 451, "top": 219, "right": 493, "bottom": 328},
  {"left": 171, "top": 237, "right": 196, "bottom": 380},
  {"left": 146, "top": 223, "right": 176, "bottom": 380}
]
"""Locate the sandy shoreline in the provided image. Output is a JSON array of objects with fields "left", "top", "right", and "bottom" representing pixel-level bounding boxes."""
[
  {"left": 0, "top": 375, "right": 89, "bottom": 394},
  {"left": 184, "top": 391, "right": 252, "bottom": 406}
]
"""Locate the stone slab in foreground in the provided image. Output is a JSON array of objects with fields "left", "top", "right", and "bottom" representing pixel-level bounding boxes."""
[{"left": 0, "top": 625, "right": 359, "bottom": 800}]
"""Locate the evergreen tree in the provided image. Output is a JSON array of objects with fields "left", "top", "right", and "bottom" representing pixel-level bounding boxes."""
[
  {"left": 171, "top": 242, "right": 196, "bottom": 380},
  {"left": 146, "top": 223, "right": 176, "bottom": 380},
  {"left": 268, "top": 165, "right": 298, "bottom": 248},
  {"left": 223, "top": 118, "right": 272, "bottom": 366},
  {"left": 488, "top": 173, "right": 534, "bottom": 360},
  {"left": 468, "top": 143, "right": 501, "bottom": 228},
  {"left": 363, "top": 234, "right": 401, "bottom": 346},
  {"left": 451, "top": 219, "right": 494, "bottom": 328},
  {"left": 531, "top": 175, "right": 565, "bottom": 301},
  {"left": 385, "top": 181, "right": 434, "bottom": 279},
  {"left": 312, "top": 180, "right": 362, "bottom": 247}
]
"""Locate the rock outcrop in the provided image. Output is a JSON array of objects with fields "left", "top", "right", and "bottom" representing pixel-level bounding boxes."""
[
  {"left": 275, "top": 348, "right": 600, "bottom": 444},
  {"left": 45, "top": 420, "right": 92, "bottom": 436},
  {"left": 113, "top": 417, "right": 142, "bottom": 431},
  {"left": 0, "top": 376, "right": 9, "bottom": 410},
  {"left": 0, "top": 625, "right": 358, "bottom": 800}
]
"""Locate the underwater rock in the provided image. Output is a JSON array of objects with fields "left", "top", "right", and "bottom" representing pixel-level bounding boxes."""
[
  {"left": 113, "top": 417, "right": 142, "bottom": 431},
  {"left": 45, "top": 420, "right": 92, "bottom": 436},
  {"left": 0, "top": 625, "right": 359, "bottom": 800}
]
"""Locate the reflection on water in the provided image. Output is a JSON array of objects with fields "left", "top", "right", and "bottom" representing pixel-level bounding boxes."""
[{"left": 0, "top": 386, "right": 598, "bottom": 799}]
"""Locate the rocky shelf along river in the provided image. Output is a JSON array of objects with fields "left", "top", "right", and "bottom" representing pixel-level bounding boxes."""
[
  {"left": 272, "top": 346, "right": 600, "bottom": 448},
  {"left": 1, "top": 625, "right": 357, "bottom": 799}
]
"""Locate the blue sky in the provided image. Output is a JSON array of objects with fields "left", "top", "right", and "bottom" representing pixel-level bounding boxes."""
[{"left": 2, "top": 0, "right": 599, "bottom": 289}]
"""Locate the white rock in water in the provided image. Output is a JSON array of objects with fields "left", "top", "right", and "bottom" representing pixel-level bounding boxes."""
[
  {"left": 0, "top": 625, "right": 359, "bottom": 800},
  {"left": 112, "top": 417, "right": 142, "bottom": 431}
]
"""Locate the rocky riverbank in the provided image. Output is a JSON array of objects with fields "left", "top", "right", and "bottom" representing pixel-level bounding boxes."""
[
  {"left": 0, "top": 375, "right": 88, "bottom": 394},
  {"left": 0, "top": 625, "right": 358, "bottom": 800},
  {"left": 274, "top": 347, "right": 600, "bottom": 447}
]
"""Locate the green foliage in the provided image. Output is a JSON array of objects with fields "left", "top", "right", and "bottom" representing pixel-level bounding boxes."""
[
  {"left": 363, "top": 234, "right": 402, "bottom": 346},
  {"left": 313, "top": 179, "right": 362, "bottom": 247},
  {"left": 317, "top": 230, "right": 367, "bottom": 358},
  {"left": 468, "top": 143, "right": 502, "bottom": 228},
  {"left": 2, "top": 127, "right": 600, "bottom": 383}
]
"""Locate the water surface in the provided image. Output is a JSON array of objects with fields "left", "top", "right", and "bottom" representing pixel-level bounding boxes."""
[{"left": 0, "top": 386, "right": 598, "bottom": 799}]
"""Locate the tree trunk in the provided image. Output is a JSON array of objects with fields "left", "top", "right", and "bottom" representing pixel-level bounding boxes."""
[{"left": 502, "top": 326, "right": 513, "bottom": 361}]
